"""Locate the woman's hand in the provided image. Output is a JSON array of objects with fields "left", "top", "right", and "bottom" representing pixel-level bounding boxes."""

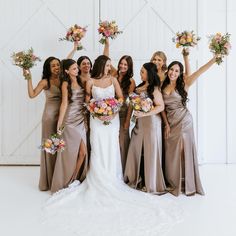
[
  {"left": 73, "top": 40, "right": 79, "bottom": 51},
  {"left": 182, "top": 47, "right": 189, "bottom": 57},
  {"left": 57, "top": 122, "right": 63, "bottom": 133},
  {"left": 133, "top": 111, "right": 146, "bottom": 118},
  {"left": 99, "top": 114, "right": 116, "bottom": 122},
  {"left": 23, "top": 68, "right": 31, "bottom": 79},
  {"left": 164, "top": 124, "right": 171, "bottom": 139}
]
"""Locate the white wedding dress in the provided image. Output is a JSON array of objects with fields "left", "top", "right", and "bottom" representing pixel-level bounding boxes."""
[{"left": 43, "top": 83, "right": 182, "bottom": 236}]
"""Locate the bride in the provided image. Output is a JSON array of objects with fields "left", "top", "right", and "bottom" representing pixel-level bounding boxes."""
[{"left": 43, "top": 55, "right": 182, "bottom": 236}]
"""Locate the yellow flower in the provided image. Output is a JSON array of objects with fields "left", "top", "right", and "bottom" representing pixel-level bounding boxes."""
[
  {"left": 97, "top": 108, "right": 104, "bottom": 114},
  {"left": 134, "top": 105, "right": 141, "bottom": 110},
  {"left": 176, "top": 43, "right": 180, "bottom": 48},
  {"left": 186, "top": 37, "right": 192, "bottom": 42},
  {"left": 44, "top": 141, "right": 52, "bottom": 148}
]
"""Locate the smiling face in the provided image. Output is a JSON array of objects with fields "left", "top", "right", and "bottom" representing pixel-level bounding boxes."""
[
  {"left": 152, "top": 55, "right": 164, "bottom": 70},
  {"left": 50, "top": 59, "right": 60, "bottom": 76},
  {"left": 66, "top": 63, "right": 79, "bottom": 78},
  {"left": 104, "top": 60, "right": 111, "bottom": 76},
  {"left": 140, "top": 66, "right": 148, "bottom": 82},
  {"left": 79, "top": 58, "right": 91, "bottom": 74},
  {"left": 118, "top": 59, "right": 128, "bottom": 74},
  {"left": 168, "top": 63, "right": 180, "bottom": 81}
]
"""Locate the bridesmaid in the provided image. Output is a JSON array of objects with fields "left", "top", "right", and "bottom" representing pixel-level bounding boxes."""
[
  {"left": 161, "top": 54, "right": 217, "bottom": 196},
  {"left": 67, "top": 41, "right": 93, "bottom": 157},
  {"left": 124, "top": 62, "right": 166, "bottom": 195},
  {"left": 51, "top": 59, "right": 88, "bottom": 193},
  {"left": 103, "top": 38, "right": 136, "bottom": 172},
  {"left": 150, "top": 51, "right": 167, "bottom": 86},
  {"left": 23, "top": 56, "right": 61, "bottom": 191},
  {"left": 151, "top": 50, "right": 191, "bottom": 179}
]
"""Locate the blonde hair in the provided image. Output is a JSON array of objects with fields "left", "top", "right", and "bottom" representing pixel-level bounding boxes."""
[{"left": 150, "top": 51, "right": 167, "bottom": 72}]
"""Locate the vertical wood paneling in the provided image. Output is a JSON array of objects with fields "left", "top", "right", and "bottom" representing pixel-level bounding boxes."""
[
  {"left": 0, "top": 0, "right": 99, "bottom": 164},
  {"left": 197, "top": 0, "right": 228, "bottom": 163},
  {"left": 0, "top": 0, "right": 235, "bottom": 164},
  {"left": 227, "top": 0, "right": 236, "bottom": 163}
]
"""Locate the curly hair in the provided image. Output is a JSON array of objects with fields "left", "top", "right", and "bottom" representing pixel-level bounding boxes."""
[
  {"left": 136, "top": 62, "right": 160, "bottom": 101},
  {"left": 117, "top": 55, "right": 133, "bottom": 95},
  {"left": 161, "top": 61, "right": 188, "bottom": 106}
]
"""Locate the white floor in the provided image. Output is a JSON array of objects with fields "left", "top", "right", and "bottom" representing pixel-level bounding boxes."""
[{"left": 0, "top": 165, "right": 235, "bottom": 236}]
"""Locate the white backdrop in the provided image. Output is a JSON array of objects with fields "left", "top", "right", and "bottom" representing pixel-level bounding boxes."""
[{"left": 0, "top": 0, "right": 235, "bottom": 164}]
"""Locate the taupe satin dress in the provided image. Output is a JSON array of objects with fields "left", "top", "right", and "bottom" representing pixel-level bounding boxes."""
[
  {"left": 119, "top": 91, "right": 130, "bottom": 173},
  {"left": 124, "top": 91, "right": 166, "bottom": 194},
  {"left": 163, "top": 90, "right": 204, "bottom": 196},
  {"left": 51, "top": 86, "right": 88, "bottom": 193},
  {"left": 39, "top": 85, "right": 61, "bottom": 191}
]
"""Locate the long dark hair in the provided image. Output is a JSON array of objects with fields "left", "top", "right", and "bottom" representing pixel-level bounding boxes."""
[
  {"left": 77, "top": 56, "right": 92, "bottom": 75},
  {"left": 136, "top": 62, "right": 160, "bottom": 101},
  {"left": 61, "top": 59, "right": 83, "bottom": 103},
  {"left": 42, "top": 56, "right": 60, "bottom": 89},
  {"left": 91, "top": 55, "right": 110, "bottom": 79},
  {"left": 162, "top": 61, "right": 188, "bottom": 106},
  {"left": 117, "top": 55, "right": 133, "bottom": 95}
]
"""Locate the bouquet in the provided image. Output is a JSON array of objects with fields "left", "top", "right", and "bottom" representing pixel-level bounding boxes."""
[
  {"left": 40, "top": 128, "right": 66, "bottom": 155},
  {"left": 59, "top": 24, "right": 87, "bottom": 50},
  {"left": 11, "top": 48, "right": 41, "bottom": 80},
  {"left": 128, "top": 92, "right": 154, "bottom": 122},
  {"left": 208, "top": 32, "right": 231, "bottom": 65},
  {"left": 128, "top": 92, "right": 154, "bottom": 112},
  {"left": 86, "top": 97, "right": 123, "bottom": 125},
  {"left": 172, "top": 30, "right": 200, "bottom": 49},
  {"left": 98, "top": 20, "right": 123, "bottom": 44}
]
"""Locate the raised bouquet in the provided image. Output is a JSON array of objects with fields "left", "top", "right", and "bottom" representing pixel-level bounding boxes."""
[
  {"left": 172, "top": 30, "right": 200, "bottom": 49},
  {"left": 86, "top": 97, "right": 123, "bottom": 125},
  {"left": 208, "top": 32, "right": 231, "bottom": 65},
  {"left": 11, "top": 48, "right": 41, "bottom": 80},
  {"left": 98, "top": 20, "right": 123, "bottom": 44},
  {"left": 59, "top": 24, "right": 87, "bottom": 50},
  {"left": 40, "top": 128, "right": 66, "bottom": 155}
]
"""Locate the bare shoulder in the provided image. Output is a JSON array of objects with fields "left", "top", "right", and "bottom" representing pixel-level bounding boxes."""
[
  {"left": 130, "top": 78, "right": 136, "bottom": 86},
  {"left": 86, "top": 78, "right": 94, "bottom": 86},
  {"left": 38, "top": 79, "right": 48, "bottom": 88},
  {"left": 111, "top": 76, "right": 119, "bottom": 84},
  {"left": 154, "top": 86, "right": 162, "bottom": 96},
  {"left": 61, "top": 81, "right": 68, "bottom": 89}
]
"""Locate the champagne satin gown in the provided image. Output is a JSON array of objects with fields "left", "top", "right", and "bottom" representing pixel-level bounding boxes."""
[
  {"left": 39, "top": 85, "right": 61, "bottom": 191},
  {"left": 124, "top": 90, "right": 166, "bottom": 194},
  {"left": 163, "top": 90, "right": 204, "bottom": 196},
  {"left": 119, "top": 90, "right": 130, "bottom": 173},
  {"left": 51, "top": 86, "right": 88, "bottom": 193}
]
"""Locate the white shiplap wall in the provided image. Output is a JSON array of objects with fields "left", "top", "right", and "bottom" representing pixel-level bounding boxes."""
[{"left": 0, "top": 0, "right": 235, "bottom": 164}]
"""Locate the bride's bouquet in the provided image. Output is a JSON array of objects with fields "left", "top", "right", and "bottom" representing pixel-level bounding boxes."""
[
  {"left": 128, "top": 92, "right": 154, "bottom": 122},
  {"left": 11, "top": 48, "right": 41, "bottom": 80},
  {"left": 98, "top": 20, "right": 123, "bottom": 44},
  {"left": 86, "top": 97, "right": 123, "bottom": 125},
  {"left": 40, "top": 128, "right": 66, "bottom": 155},
  {"left": 208, "top": 32, "right": 231, "bottom": 65},
  {"left": 59, "top": 24, "right": 87, "bottom": 50},
  {"left": 172, "top": 30, "right": 200, "bottom": 49}
]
